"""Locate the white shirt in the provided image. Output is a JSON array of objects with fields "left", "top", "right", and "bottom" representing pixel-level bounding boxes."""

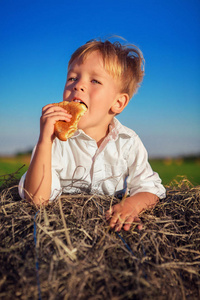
[{"left": 18, "top": 118, "right": 166, "bottom": 200}]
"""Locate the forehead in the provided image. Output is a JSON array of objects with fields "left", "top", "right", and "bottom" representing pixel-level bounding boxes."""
[
  {"left": 68, "top": 51, "right": 105, "bottom": 72},
  {"left": 68, "top": 51, "right": 122, "bottom": 90}
]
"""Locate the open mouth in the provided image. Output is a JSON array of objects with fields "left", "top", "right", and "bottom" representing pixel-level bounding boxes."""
[{"left": 73, "top": 99, "right": 88, "bottom": 109}]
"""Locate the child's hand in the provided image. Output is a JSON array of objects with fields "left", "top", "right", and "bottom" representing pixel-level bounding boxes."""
[
  {"left": 39, "top": 104, "right": 72, "bottom": 144},
  {"left": 106, "top": 192, "right": 158, "bottom": 232},
  {"left": 106, "top": 196, "right": 142, "bottom": 232}
]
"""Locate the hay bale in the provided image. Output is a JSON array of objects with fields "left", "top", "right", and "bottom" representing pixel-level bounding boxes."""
[{"left": 0, "top": 177, "right": 200, "bottom": 300}]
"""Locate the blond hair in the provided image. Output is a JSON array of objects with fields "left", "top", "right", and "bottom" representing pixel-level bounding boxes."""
[{"left": 68, "top": 39, "right": 145, "bottom": 99}]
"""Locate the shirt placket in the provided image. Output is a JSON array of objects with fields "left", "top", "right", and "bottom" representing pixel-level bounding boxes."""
[{"left": 91, "top": 152, "right": 104, "bottom": 192}]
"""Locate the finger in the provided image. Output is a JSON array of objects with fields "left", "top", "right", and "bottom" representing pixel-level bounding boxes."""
[
  {"left": 132, "top": 216, "right": 143, "bottom": 230},
  {"left": 109, "top": 213, "right": 121, "bottom": 229},
  {"left": 138, "top": 224, "right": 143, "bottom": 230},
  {"left": 113, "top": 212, "right": 129, "bottom": 232},
  {"left": 42, "top": 104, "right": 55, "bottom": 114},
  {"left": 123, "top": 216, "right": 134, "bottom": 231},
  {"left": 133, "top": 216, "right": 141, "bottom": 223},
  {"left": 43, "top": 106, "right": 72, "bottom": 117},
  {"left": 41, "top": 111, "right": 72, "bottom": 124},
  {"left": 105, "top": 207, "right": 113, "bottom": 220},
  {"left": 114, "top": 217, "right": 125, "bottom": 232},
  {"left": 42, "top": 102, "right": 71, "bottom": 114}
]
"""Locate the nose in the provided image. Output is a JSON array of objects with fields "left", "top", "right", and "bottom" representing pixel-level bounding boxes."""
[{"left": 73, "top": 80, "right": 85, "bottom": 92}]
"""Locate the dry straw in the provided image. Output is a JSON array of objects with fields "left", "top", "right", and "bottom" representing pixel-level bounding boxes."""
[{"left": 0, "top": 174, "right": 200, "bottom": 299}]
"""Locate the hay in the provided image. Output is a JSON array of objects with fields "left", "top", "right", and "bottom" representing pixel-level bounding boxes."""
[{"left": 0, "top": 175, "right": 200, "bottom": 300}]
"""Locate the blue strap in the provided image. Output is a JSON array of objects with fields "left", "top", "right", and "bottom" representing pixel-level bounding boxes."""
[
  {"left": 115, "top": 231, "right": 137, "bottom": 258},
  {"left": 34, "top": 211, "right": 42, "bottom": 300},
  {"left": 93, "top": 199, "right": 136, "bottom": 257},
  {"left": 33, "top": 198, "right": 141, "bottom": 300}
]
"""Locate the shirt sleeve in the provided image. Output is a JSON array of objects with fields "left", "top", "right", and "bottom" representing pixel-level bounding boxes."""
[
  {"left": 49, "top": 139, "right": 63, "bottom": 201},
  {"left": 18, "top": 171, "right": 27, "bottom": 199},
  {"left": 18, "top": 140, "right": 63, "bottom": 201},
  {"left": 126, "top": 135, "right": 166, "bottom": 199},
  {"left": 18, "top": 146, "right": 37, "bottom": 199}
]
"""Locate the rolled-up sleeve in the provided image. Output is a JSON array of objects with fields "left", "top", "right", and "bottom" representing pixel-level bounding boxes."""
[
  {"left": 18, "top": 146, "right": 37, "bottom": 199},
  {"left": 49, "top": 168, "right": 62, "bottom": 201},
  {"left": 18, "top": 172, "right": 27, "bottom": 199},
  {"left": 49, "top": 139, "right": 63, "bottom": 200},
  {"left": 18, "top": 141, "right": 63, "bottom": 201},
  {"left": 126, "top": 136, "right": 166, "bottom": 199}
]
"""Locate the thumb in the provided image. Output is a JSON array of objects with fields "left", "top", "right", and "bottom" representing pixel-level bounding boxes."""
[{"left": 105, "top": 207, "right": 113, "bottom": 220}]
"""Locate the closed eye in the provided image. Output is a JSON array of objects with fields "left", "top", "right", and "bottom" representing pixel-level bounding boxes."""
[
  {"left": 68, "top": 77, "right": 77, "bottom": 82},
  {"left": 91, "top": 79, "right": 101, "bottom": 84}
]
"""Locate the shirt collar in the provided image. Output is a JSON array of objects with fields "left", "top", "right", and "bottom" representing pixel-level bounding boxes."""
[
  {"left": 71, "top": 129, "right": 93, "bottom": 140},
  {"left": 71, "top": 117, "right": 132, "bottom": 141},
  {"left": 108, "top": 118, "right": 132, "bottom": 140}
]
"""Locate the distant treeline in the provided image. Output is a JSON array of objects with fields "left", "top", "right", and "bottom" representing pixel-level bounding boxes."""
[
  {"left": 16, "top": 149, "right": 33, "bottom": 156},
  {"left": 16, "top": 149, "right": 200, "bottom": 162},
  {"left": 149, "top": 154, "right": 200, "bottom": 162}
]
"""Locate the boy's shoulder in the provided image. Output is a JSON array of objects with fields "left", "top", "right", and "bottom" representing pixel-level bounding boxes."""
[{"left": 112, "top": 118, "right": 139, "bottom": 139}]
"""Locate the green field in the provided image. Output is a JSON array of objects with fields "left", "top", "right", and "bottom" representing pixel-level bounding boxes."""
[
  {"left": 149, "top": 158, "right": 200, "bottom": 186},
  {"left": 0, "top": 156, "right": 30, "bottom": 184},
  {"left": 0, "top": 155, "right": 200, "bottom": 186}
]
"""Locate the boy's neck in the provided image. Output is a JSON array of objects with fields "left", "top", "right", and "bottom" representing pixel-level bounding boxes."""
[
  {"left": 83, "top": 124, "right": 110, "bottom": 148},
  {"left": 96, "top": 129, "right": 109, "bottom": 147}
]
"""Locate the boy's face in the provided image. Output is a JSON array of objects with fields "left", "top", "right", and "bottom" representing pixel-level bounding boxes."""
[{"left": 63, "top": 51, "right": 127, "bottom": 142}]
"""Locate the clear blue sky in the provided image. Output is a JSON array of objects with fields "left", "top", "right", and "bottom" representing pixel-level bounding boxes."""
[{"left": 0, "top": 0, "right": 199, "bottom": 157}]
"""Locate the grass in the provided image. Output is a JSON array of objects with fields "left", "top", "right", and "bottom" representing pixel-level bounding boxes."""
[
  {"left": 0, "top": 155, "right": 30, "bottom": 180},
  {"left": 0, "top": 155, "right": 200, "bottom": 187},
  {"left": 150, "top": 157, "right": 200, "bottom": 186}
]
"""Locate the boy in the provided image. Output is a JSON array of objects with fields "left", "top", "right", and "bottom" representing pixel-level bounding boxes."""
[{"left": 19, "top": 39, "right": 166, "bottom": 232}]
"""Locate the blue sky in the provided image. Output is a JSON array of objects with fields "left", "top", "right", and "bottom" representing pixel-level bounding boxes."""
[{"left": 0, "top": 0, "right": 199, "bottom": 157}]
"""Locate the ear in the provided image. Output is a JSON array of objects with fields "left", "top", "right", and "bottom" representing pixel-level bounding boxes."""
[{"left": 111, "top": 93, "right": 129, "bottom": 114}]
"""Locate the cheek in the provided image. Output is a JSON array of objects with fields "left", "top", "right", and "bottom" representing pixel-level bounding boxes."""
[
  {"left": 63, "top": 89, "right": 70, "bottom": 100},
  {"left": 77, "top": 113, "right": 88, "bottom": 129}
]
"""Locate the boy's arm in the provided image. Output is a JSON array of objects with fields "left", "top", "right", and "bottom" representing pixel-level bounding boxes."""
[
  {"left": 106, "top": 192, "right": 159, "bottom": 232},
  {"left": 24, "top": 141, "right": 52, "bottom": 205},
  {"left": 24, "top": 104, "right": 72, "bottom": 205}
]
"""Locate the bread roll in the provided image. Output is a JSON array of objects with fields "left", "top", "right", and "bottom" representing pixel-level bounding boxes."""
[{"left": 53, "top": 101, "right": 87, "bottom": 141}]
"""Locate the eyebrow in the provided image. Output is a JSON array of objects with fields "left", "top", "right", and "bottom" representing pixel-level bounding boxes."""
[
  {"left": 90, "top": 71, "right": 106, "bottom": 78},
  {"left": 67, "top": 68, "right": 107, "bottom": 79}
]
